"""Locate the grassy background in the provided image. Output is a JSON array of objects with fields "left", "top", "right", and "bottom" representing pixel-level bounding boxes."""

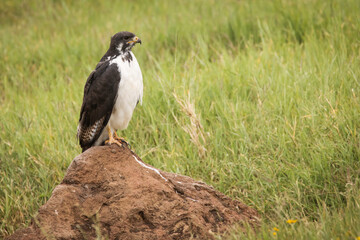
[{"left": 1, "top": 0, "right": 359, "bottom": 239}]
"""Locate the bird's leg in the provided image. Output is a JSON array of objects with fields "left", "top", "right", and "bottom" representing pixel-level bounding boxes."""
[
  {"left": 113, "top": 131, "right": 128, "bottom": 143},
  {"left": 105, "top": 126, "right": 123, "bottom": 148},
  {"left": 113, "top": 131, "right": 130, "bottom": 148}
]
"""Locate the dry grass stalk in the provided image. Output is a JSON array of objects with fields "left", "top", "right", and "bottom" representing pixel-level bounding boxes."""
[{"left": 173, "top": 91, "right": 207, "bottom": 158}]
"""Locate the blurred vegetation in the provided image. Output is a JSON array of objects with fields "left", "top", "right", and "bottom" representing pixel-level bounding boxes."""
[{"left": 1, "top": 0, "right": 359, "bottom": 239}]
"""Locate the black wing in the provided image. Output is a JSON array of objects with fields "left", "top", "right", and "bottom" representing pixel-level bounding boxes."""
[{"left": 77, "top": 61, "right": 121, "bottom": 152}]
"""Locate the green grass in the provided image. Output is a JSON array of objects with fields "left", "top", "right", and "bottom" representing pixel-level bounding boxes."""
[{"left": 1, "top": 0, "right": 359, "bottom": 239}]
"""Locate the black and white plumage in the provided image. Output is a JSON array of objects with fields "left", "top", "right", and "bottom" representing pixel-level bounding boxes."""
[{"left": 77, "top": 31, "right": 143, "bottom": 152}]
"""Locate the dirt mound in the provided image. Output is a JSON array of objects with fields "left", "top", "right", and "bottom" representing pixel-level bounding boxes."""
[{"left": 7, "top": 145, "right": 259, "bottom": 240}]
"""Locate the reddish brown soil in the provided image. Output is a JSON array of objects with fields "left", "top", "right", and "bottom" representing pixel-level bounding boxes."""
[{"left": 7, "top": 145, "right": 259, "bottom": 240}]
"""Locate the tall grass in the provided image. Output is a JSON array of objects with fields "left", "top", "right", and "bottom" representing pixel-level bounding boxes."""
[{"left": 1, "top": 0, "right": 359, "bottom": 238}]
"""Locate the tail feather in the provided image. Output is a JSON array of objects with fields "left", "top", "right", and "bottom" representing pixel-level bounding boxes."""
[{"left": 78, "top": 117, "right": 106, "bottom": 151}]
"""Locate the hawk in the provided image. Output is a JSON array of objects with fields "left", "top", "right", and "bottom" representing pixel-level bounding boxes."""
[{"left": 77, "top": 31, "right": 143, "bottom": 152}]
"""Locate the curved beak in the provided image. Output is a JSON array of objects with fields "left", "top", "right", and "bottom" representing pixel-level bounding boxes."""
[{"left": 127, "top": 36, "right": 142, "bottom": 45}]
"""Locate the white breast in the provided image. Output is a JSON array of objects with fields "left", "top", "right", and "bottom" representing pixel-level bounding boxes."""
[{"left": 108, "top": 52, "right": 143, "bottom": 131}]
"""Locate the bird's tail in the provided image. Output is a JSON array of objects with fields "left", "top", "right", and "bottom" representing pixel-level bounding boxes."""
[{"left": 82, "top": 145, "right": 91, "bottom": 153}]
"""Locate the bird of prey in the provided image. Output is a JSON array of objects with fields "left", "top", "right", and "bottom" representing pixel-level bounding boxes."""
[{"left": 77, "top": 31, "right": 143, "bottom": 152}]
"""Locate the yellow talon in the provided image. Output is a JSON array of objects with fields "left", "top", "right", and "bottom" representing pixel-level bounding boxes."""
[
  {"left": 105, "top": 126, "right": 123, "bottom": 148},
  {"left": 113, "top": 131, "right": 126, "bottom": 142},
  {"left": 113, "top": 131, "right": 131, "bottom": 149}
]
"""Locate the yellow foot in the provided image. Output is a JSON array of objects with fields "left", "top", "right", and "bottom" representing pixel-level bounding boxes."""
[
  {"left": 105, "top": 126, "right": 123, "bottom": 148},
  {"left": 105, "top": 137, "right": 123, "bottom": 148},
  {"left": 113, "top": 132, "right": 128, "bottom": 144}
]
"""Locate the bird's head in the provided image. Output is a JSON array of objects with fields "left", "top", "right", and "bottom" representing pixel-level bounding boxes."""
[{"left": 110, "top": 31, "right": 142, "bottom": 54}]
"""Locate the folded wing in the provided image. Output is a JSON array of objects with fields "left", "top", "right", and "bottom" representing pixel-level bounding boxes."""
[{"left": 77, "top": 61, "right": 121, "bottom": 151}]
